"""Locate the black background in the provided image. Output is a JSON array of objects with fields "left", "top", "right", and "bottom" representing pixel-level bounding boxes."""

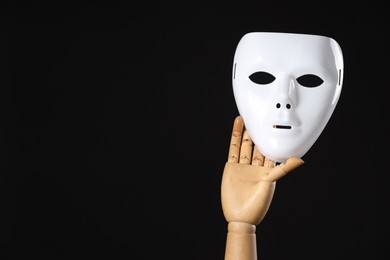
[{"left": 0, "top": 2, "right": 389, "bottom": 260}]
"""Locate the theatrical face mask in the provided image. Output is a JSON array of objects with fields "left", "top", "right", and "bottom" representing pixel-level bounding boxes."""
[{"left": 232, "top": 32, "right": 343, "bottom": 163}]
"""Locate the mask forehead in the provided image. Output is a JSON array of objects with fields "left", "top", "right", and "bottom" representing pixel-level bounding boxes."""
[
  {"left": 232, "top": 32, "right": 343, "bottom": 162},
  {"left": 235, "top": 33, "right": 338, "bottom": 75}
]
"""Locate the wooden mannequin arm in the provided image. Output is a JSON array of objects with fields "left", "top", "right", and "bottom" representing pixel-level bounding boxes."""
[
  {"left": 224, "top": 222, "right": 257, "bottom": 260},
  {"left": 222, "top": 116, "right": 304, "bottom": 259}
]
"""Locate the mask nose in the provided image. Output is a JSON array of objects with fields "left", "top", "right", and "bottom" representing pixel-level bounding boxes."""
[
  {"left": 275, "top": 102, "right": 292, "bottom": 110},
  {"left": 264, "top": 75, "right": 301, "bottom": 128},
  {"left": 274, "top": 77, "right": 296, "bottom": 110}
]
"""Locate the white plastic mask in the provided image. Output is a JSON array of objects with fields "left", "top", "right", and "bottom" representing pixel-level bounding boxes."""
[{"left": 232, "top": 32, "right": 343, "bottom": 163}]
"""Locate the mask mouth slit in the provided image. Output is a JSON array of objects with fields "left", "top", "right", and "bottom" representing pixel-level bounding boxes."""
[{"left": 273, "top": 125, "right": 292, "bottom": 129}]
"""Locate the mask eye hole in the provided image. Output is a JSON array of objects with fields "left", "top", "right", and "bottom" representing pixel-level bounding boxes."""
[
  {"left": 249, "top": 71, "right": 276, "bottom": 85},
  {"left": 296, "top": 74, "right": 324, "bottom": 88}
]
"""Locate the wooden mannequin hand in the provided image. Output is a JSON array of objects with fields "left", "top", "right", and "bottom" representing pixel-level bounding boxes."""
[{"left": 221, "top": 116, "right": 304, "bottom": 225}]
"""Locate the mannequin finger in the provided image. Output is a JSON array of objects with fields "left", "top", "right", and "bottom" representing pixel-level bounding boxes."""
[
  {"left": 264, "top": 157, "right": 276, "bottom": 167},
  {"left": 227, "top": 116, "right": 244, "bottom": 163},
  {"left": 239, "top": 129, "right": 253, "bottom": 164},
  {"left": 266, "top": 157, "right": 304, "bottom": 181},
  {"left": 251, "top": 146, "right": 265, "bottom": 166}
]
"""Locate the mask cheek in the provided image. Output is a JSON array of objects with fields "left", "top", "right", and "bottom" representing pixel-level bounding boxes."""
[
  {"left": 295, "top": 92, "right": 336, "bottom": 148},
  {"left": 234, "top": 82, "right": 269, "bottom": 120}
]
